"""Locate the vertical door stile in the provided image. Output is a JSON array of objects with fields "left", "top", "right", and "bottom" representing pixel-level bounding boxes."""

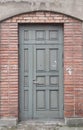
[
  {"left": 33, "top": 45, "right": 36, "bottom": 118},
  {"left": 59, "top": 45, "right": 63, "bottom": 117},
  {"left": 45, "top": 29, "right": 49, "bottom": 112},
  {"left": 58, "top": 26, "right": 64, "bottom": 117},
  {"left": 19, "top": 27, "right": 25, "bottom": 120},
  {"left": 28, "top": 45, "right": 33, "bottom": 118},
  {"left": 46, "top": 47, "right": 50, "bottom": 111},
  {"left": 19, "top": 41, "right": 24, "bottom": 119}
]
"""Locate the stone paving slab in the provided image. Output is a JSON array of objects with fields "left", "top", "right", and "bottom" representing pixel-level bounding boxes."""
[
  {"left": 59, "top": 127, "right": 83, "bottom": 130},
  {"left": 0, "top": 121, "right": 83, "bottom": 130},
  {"left": 0, "top": 126, "right": 83, "bottom": 130}
]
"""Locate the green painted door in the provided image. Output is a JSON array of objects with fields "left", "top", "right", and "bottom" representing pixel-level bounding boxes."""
[{"left": 19, "top": 24, "right": 64, "bottom": 120}]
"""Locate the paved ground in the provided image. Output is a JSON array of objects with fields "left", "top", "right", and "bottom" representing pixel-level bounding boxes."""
[{"left": 0, "top": 120, "right": 83, "bottom": 130}]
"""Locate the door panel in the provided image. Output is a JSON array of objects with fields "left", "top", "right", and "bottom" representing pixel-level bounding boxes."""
[
  {"left": 49, "top": 49, "right": 58, "bottom": 71},
  {"left": 50, "top": 90, "right": 59, "bottom": 109},
  {"left": 33, "top": 45, "right": 62, "bottom": 118},
  {"left": 36, "top": 49, "right": 45, "bottom": 71},
  {"left": 19, "top": 24, "right": 63, "bottom": 120},
  {"left": 36, "top": 90, "right": 46, "bottom": 110}
]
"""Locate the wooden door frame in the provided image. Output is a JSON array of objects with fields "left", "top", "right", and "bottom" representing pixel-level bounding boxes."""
[{"left": 18, "top": 23, "right": 64, "bottom": 120}]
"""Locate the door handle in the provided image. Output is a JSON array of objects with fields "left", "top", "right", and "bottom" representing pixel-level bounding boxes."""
[{"left": 33, "top": 80, "right": 39, "bottom": 84}]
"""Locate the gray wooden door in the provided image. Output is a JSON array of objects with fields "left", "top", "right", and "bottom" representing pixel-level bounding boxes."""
[{"left": 19, "top": 24, "right": 63, "bottom": 120}]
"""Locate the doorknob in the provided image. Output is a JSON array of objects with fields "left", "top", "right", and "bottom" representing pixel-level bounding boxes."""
[{"left": 33, "top": 80, "right": 39, "bottom": 84}]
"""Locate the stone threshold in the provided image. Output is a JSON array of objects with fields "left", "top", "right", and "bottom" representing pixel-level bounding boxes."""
[
  {"left": 0, "top": 117, "right": 83, "bottom": 127},
  {"left": 19, "top": 119, "right": 65, "bottom": 126}
]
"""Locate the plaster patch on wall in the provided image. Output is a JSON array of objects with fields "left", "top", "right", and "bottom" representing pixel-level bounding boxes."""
[
  {"left": 0, "top": 0, "right": 58, "bottom": 3},
  {"left": 66, "top": 66, "right": 73, "bottom": 75},
  {"left": 0, "top": 0, "right": 83, "bottom": 21},
  {"left": 0, "top": 0, "right": 63, "bottom": 8}
]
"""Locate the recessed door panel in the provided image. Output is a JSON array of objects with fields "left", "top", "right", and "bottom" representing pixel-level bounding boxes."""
[
  {"left": 49, "top": 49, "right": 58, "bottom": 71},
  {"left": 36, "top": 49, "right": 45, "bottom": 71}
]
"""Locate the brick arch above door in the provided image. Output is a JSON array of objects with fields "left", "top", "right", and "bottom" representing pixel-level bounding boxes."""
[{"left": 4, "top": 11, "right": 81, "bottom": 23}]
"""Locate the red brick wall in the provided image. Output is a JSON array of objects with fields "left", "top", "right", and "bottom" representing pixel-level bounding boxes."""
[{"left": 0, "top": 11, "right": 83, "bottom": 119}]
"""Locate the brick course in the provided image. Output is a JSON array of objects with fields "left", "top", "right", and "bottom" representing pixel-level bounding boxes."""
[{"left": 0, "top": 11, "right": 83, "bottom": 119}]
